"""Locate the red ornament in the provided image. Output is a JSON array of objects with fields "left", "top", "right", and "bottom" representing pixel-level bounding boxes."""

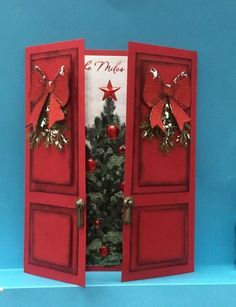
[
  {"left": 94, "top": 219, "right": 101, "bottom": 229},
  {"left": 106, "top": 124, "right": 120, "bottom": 139},
  {"left": 87, "top": 159, "right": 97, "bottom": 172},
  {"left": 118, "top": 145, "right": 126, "bottom": 155},
  {"left": 99, "top": 245, "right": 110, "bottom": 257},
  {"left": 143, "top": 68, "right": 191, "bottom": 131},
  {"left": 29, "top": 65, "right": 70, "bottom": 130},
  {"left": 99, "top": 80, "right": 121, "bottom": 101},
  {"left": 120, "top": 181, "right": 125, "bottom": 192}
]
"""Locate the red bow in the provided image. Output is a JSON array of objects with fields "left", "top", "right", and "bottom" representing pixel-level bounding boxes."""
[
  {"left": 143, "top": 68, "right": 191, "bottom": 131},
  {"left": 29, "top": 65, "right": 69, "bottom": 130}
]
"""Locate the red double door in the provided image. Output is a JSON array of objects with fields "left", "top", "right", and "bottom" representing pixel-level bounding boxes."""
[{"left": 25, "top": 39, "right": 197, "bottom": 286}]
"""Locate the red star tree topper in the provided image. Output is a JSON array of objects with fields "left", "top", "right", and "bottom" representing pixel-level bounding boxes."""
[{"left": 99, "top": 80, "right": 120, "bottom": 101}]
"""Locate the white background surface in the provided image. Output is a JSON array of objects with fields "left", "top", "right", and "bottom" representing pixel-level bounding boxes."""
[{"left": 85, "top": 55, "right": 127, "bottom": 126}]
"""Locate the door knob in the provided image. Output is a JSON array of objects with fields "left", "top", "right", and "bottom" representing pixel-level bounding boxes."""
[
  {"left": 123, "top": 196, "right": 134, "bottom": 225},
  {"left": 75, "top": 198, "right": 85, "bottom": 228}
]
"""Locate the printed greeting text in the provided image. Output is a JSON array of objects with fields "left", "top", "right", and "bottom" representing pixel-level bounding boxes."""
[{"left": 85, "top": 60, "right": 125, "bottom": 74}]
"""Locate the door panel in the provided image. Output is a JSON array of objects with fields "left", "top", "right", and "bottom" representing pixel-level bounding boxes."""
[
  {"left": 29, "top": 203, "right": 78, "bottom": 273},
  {"left": 122, "top": 42, "right": 196, "bottom": 281},
  {"left": 29, "top": 48, "right": 79, "bottom": 195},
  {"left": 25, "top": 40, "right": 86, "bottom": 286},
  {"left": 132, "top": 53, "right": 192, "bottom": 194},
  {"left": 130, "top": 203, "right": 188, "bottom": 270}
]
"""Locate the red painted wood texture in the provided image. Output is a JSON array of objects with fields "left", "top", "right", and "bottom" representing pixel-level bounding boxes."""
[
  {"left": 122, "top": 42, "right": 197, "bottom": 281},
  {"left": 25, "top": 40, "right": 86, "bottom": 286}
]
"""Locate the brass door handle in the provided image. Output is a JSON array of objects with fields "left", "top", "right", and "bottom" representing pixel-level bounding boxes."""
[
  {"left": 75, "top": 198, "right": 85, "bottom": 228},
  {"left": 123, "top": 196, "right": 134, "bottom": 225}
]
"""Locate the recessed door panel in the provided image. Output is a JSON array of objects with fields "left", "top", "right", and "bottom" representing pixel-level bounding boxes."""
[{"left": 29, "top": 203, "right": 78, "bottom": 274}]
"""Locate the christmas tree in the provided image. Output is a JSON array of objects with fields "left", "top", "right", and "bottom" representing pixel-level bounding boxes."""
[{"left": 86, "top": 80, "right": 125, "bottom": 266}]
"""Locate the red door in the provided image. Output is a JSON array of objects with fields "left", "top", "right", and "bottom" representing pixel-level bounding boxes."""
[
  {"left": 24, "top": 40, "right": 86, "bottom": 286},
  {"left": 122, "top": 42, "right": 197, "bottom": 281}
]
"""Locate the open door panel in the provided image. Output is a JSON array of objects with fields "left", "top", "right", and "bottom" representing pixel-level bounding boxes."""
[
  {"left": 122, "top": 42, "right": 197, "bottom": 281},
  {"left": 24, "top": 40, "right": 86, "bottom": 286}
]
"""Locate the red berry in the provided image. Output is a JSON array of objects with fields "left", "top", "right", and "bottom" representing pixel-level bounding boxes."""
[
  {"left": 87, "top": 159, "right": 96, "bottom": 172},
  {"left": 94, "top": 219, "right": 101, "bottom": 229},
  {"left": 106, "top": 124, "right": 120, "bottom": 139},
  {"left": 99, "top": 245, "right": 110, "bottom": 257},
  {"left": 118, "top": 145, "right": 125, "bottom": 155}
]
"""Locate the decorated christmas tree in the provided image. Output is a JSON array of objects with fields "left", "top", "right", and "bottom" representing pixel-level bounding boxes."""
[{"left": 86, "top": 80, "right": 125, "bottom": 266}]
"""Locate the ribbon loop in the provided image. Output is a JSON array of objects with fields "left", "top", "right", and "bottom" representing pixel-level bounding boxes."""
[{"left": 29, "top": 65, "right": 69, "bottom": 130}]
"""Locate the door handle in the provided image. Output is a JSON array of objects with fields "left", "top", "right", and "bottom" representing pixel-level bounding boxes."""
[
  {"left": 123, "top": 196, "right": 134, "bottom": 225},
  {"left": 75, "top": 198, "right": 85, "bottom": 228}
]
